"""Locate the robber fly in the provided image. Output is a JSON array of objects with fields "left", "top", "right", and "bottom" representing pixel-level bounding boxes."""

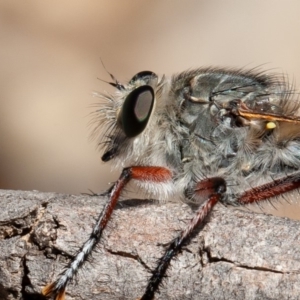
[{"left": 42, "top": 66, "right": 300, "bottom": 300}]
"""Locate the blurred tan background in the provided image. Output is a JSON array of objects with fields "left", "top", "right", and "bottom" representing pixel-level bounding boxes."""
[{"left": 1, "top": 1, "right": 300, "bottom": 218}]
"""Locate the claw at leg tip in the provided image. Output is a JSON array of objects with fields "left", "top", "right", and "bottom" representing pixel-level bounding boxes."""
[
  {"left": 41, "top": 283, "right": 55, "bottom": 296},
  {"left": 42, "top": 283, "right": 66, "bottom": 300}
]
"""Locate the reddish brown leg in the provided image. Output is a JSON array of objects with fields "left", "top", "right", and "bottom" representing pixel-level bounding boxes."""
[
  {"left": 42, "top": 166, "right": 172, "bottom": 300},
  {"left": 139, "top": 172, "right": 300, "bottom": 300},
  {"left": 238, "top": 172, "right": 300, "bottom": 205},
  {"left": 139, "top": 177, "right": 226, "bottom": 300}
]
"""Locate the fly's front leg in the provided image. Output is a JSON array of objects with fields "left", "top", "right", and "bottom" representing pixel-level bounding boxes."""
[
  {"left": 42, "top": 166, "right": 172, "bottom": 300},
  {"left": 139, "top": 177, "right": 226, "bottom": 300}
]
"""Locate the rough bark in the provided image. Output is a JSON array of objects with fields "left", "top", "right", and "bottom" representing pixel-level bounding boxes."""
[{"left": 1, "top": 189, "right": 300, "bottom": 300}]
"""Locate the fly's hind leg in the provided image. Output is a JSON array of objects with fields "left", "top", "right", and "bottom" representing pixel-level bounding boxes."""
[{"left": 237, "top": 171, "right": 300, "bottom": 205}]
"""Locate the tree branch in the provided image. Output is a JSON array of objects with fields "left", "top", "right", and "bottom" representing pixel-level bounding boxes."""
[{"left": 0, "top": 189, "right": 300, "bottom": 300}]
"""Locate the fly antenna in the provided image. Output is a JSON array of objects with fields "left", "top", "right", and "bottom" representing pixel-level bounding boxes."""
[{"left": 99, "top": 58, "right": 125, "bottom": 90}]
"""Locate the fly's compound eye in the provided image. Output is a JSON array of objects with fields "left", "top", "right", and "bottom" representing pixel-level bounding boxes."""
[
  {"left": 118, "top": 85, "right": 155, "bottom": 138},
  {"left": 129, "top": 71, "right": 158, "bottom": 84}
]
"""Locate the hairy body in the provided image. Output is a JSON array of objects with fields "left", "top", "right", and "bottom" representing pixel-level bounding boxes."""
[{"left": 43, "top": 67, "right": 300, "bottom": 300}]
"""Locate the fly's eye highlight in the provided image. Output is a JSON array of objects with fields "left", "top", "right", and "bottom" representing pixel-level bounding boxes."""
[
  {"left": 129, "top": 71, "right": 157, "bottom": 84},
  {"left": 118, "top": 85, "right": 154, "bottom": 138}
]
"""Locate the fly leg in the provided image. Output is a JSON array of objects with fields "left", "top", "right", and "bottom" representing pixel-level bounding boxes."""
[
  {"left": 237, "top": 171, "right": 300, "bottom": 205},
  {"left": 138, "top": 171, "right": 300, "bottom": 300},
  {"left": 139, "top": 177, "right": 226, "bottom": 300},
  {"left": 42, "top": 166, "right": 172, "bottom": 300}
]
